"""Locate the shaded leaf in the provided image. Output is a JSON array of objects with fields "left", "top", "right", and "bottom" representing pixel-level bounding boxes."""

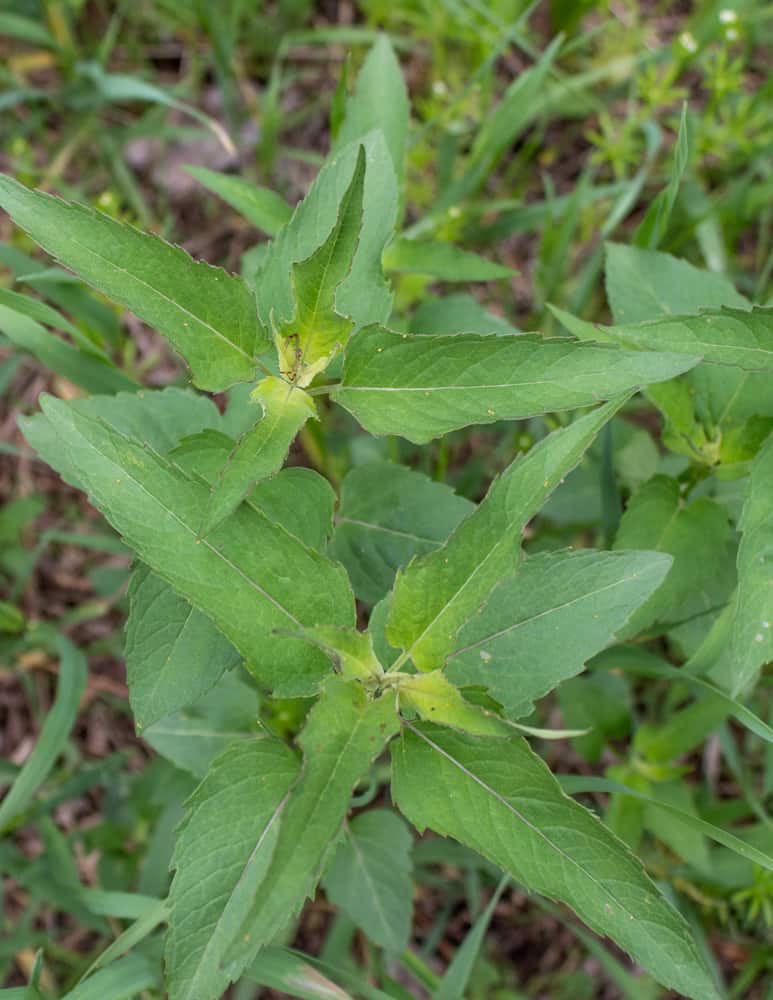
[
  {"left": 125, "top": 564, "right": 241, "bottom": 730},
  {"left": 334, "top": 35, "right": 409, "bottom": 184},
  {"left": 257, "top": 134, "right": 396, "bottom": 332},
  {"left": 329, "top": 461, "right": 473, "bottom": 604},
  {"left": 323, "top": 809, "right": 413, "bottom": 952},
  {"left": 185, "top": 166, "right": 292, "bottom": 236},
  {"left": 614, "top": 476, "right": 733, "bottom": 636}
]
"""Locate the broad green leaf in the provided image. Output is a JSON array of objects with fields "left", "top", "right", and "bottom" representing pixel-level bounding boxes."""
[
  {"left": 329, "top": 461, "right": 473, "bottom": 604},
  {"left": 125, "top": 564, "right": 241, "bottom": 730},
  {"left": 386, "top": 399, "right": 626, "bottom": 672},
  {"left": 0, "top": 633, "right": 87, "bottom": 832},
  {"left": 200, "top": 378, "right": 315, "bottom": 536},
  {"left": 322, "top": 809, "right": 413, "bottom": 952},
  {"left": 614, "top": 475, "right": 733, "bottom": 635},
  {"left": 166, "top": 739, "right": 300, "bottom": 1000},
  {"left": 392, "top": 724, "right": 719, "bottom": 1000},
  {"left": 604, "top": 243, "right": 749, "bottom": 325},
  {"left": 185, "top": 165, "right": 292, "bottom": 236},
  {"left": 445, "top": 549, "right": 672, "bottom": 719},
  {"left": 334, "top": 327, "right": 699, "bottom": 443},
  {"left": 223, "top": 676, "right": 400, "bottom": 974},
  {"left": 334, "top": 35, "right": 409, "bottom": 184},
  {"left": 0, "top": 303, "right": 136, "bottom": 394},
  {"left": 256, "top": 133, "right": 396, "bottom": 332},
  {"left": 276, "top": 147, "right": 365, "bottom": 369},
  {"left": 716, "top": 433, "right": 773, "bottom": 696},
  {"left": 409, "top": 293, "right": 517, "bottom": 336},
  {"left": 143, "top": 670, "right": 260, "bottom": 778},
  {"left": 0, "top": 174, "right": 268, "bottom": 390},
  {"left": 398, "top": 671, "right": 509, "bottom": 737},
  {"left": 383, "top": 239, "right": 514, "bottom": 281},
  {"left": 21, "top": 397, "right": 355, "bottom": 696},
  {"left": 603, "top": 307, "right": 773, "bottom": 372}
]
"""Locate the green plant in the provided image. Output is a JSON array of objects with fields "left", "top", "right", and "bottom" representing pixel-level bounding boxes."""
[{"left": 2, "top": 32, "right": 773, "bottom": 1000}]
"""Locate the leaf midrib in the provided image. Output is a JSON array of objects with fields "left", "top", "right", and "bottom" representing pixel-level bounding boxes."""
[
  {"left": 68, "top": 412, "right": 302, "bottom": 628},
  {"left": 449, "top": 567, "right": 650, "bottom": 658},
  {"left": 407, "top": 723, "right": 639, "bottom": 921},
  {"left": 66, "top": 232, "right": 254, "bottom": 364}
]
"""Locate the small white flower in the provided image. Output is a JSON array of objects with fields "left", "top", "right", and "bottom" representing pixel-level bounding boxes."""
[
  {"left": 679, "top": 31, "right": 698, "bottom": 53},
  {"left": 432, "top": 80, "right": 448, "bottom": 98},
  {"left": 719, "top": 8, "right": 738, "bottom": 23}
]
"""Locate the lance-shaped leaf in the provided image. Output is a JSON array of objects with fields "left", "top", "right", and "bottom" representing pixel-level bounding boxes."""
[
  {"left": 0, "top": 173, "right": 268, "bottom": 391},
  {"left": 719, "top": 433, "right": 773, "bottom": 696},
  {"left": 125, "top": 564, "right": 241, "bottom": 730},
  {"left": 200, "top": 378, "right": 316, "bottom": 537},
  {"left": 600, "top": 307, "right": 773, "bottom": 372},
  {"left": 21, "top": 398, "right": 355, "bottom": 696},
  {"left": 185, "top": 166, "right": 293, "bottom": 237},
  {"left": 446, "top": 549, "right": 673, "bottom": 719},
  {"left": 257, "top": 133, "right": 396, "bottom": 332},
  {"left": 0, "top": 302, "right": 137, "bottom": 395},
  {"left": 276, "top": 147, "right": 365, "bottom": 369},
  {"left": 334, "top": 327, "right": 699, "bottom": 443},
  {"left": 322, "top": 809, "right": 413, "bottom": 953},
  {"left": 383, "top": 239, "right": 514, "bottom": 282},
  {"left": 329, "top": 461, "right": 473, "bottom": 604},
  {"left": 223, "top": 677, "right": 400, "bottom": 975},
  {"left": 386, "top": 399, "right": 626, "bottom": 672},
  {"left": 165, "top": 739, "right": 300, "bottom": 1000},
  {"left": 392, "top": 724, "right": 719, "bottom": 1000},
  {"left": 334, "top": 35, "right": 409, "bottom": 184}
]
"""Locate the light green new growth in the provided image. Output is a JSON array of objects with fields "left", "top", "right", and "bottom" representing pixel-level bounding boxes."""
[
  {"left": 200, "top": 377, "right": 316, "bottom": 537},
  {"left": 275, "top": 146, "right": 366, "bottom": 373}
]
